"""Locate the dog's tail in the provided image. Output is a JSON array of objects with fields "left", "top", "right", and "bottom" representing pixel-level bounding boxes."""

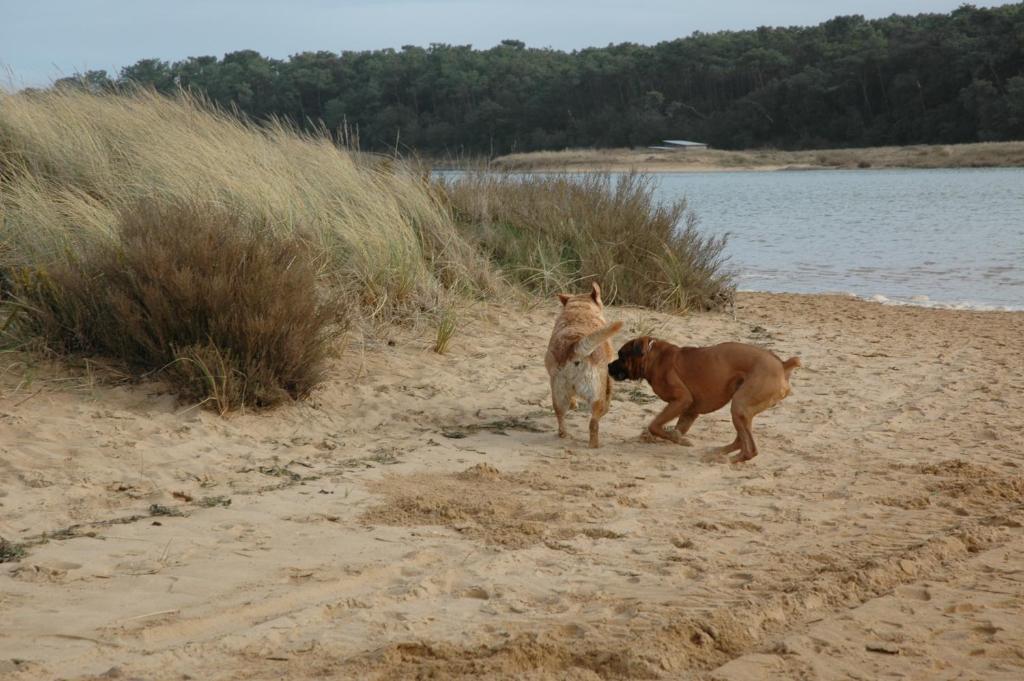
[
  {"left": 782, "top": 356, "right": 802, "bottom": 378},
  {"left": 573, "top": 321, "right": 624, "bottom": 360}
]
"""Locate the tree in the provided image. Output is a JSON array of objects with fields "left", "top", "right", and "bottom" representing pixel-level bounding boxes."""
[{"left": 57, "top": 3, "right": 1024, "bottom": 153}]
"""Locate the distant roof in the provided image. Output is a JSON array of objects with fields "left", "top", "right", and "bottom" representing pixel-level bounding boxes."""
[{"left": 663, "top": 139, "right": 707, "bottom": 146}]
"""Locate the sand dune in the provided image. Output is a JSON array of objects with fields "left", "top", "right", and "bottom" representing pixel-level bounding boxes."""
[{"left": 1, "top": 293, "right": 1022, "bottom": 680}]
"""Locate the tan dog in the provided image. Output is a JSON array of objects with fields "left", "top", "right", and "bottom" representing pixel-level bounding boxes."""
[
  {"left": 608, "top": 337, "right": 800, "bottom": 462},
  {"left": 545, "top": 283, "right": 623, "bottom": 448}
]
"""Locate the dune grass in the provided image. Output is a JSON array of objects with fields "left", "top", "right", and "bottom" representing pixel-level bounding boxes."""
[
  {"left": 1, "top": 89, "right": 733, "bottom": 410},
  {"left": 0, "top": 88, "right": 498, "bottom": 313},
  {"left": 0, "top": 88, "right": 501, "bottom": 408},
  {"left": 436, "top": 172, "right": 734, "bottom": 311}
]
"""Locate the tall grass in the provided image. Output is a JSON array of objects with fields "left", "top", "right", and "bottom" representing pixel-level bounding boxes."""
[
  {"left": 0, "top": 88, "right": 498, "bottom": 314},
  {"left": 437, "top": 172, "right": 734, "bottom": 311},
  {"left": 0, "top": 89, "right": 499, "bottom": 408},
  {"left": 0, "top": 89, "right": 734, "bottom": 410}
]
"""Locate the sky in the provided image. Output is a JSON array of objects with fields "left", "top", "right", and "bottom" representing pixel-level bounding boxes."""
[{"left": 0, "top": 1, "right": 993, "bottom": 88}]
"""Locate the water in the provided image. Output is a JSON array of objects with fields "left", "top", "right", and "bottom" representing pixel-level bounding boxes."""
[{"left": 652, "top": 168, "right": 1024, "bottom": 310}]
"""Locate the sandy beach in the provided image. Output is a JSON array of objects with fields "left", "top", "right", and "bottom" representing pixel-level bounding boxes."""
[
  {"left": 487, "top": 141, "right": 1024, "bottom": 173},
  {"left": 2, "top": 292, "right": 1023, "bottom": 680}
]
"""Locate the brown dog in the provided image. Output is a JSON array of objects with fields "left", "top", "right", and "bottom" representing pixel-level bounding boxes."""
[
  {"left": 545, "top": 283, "right": 623, "bottom": 448},
  {"left": 608, "top": 337, "right": 800, "bottom": 462}
]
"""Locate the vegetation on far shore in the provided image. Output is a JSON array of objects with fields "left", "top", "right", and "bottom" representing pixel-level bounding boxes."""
[
  {"left": 0, "top": 90, "right": 734, "bottom": 411},
  {"left": 487, "top": 140, "right": 1024, "bottom": 172},
  {"left": 41, "top": 4, "right": 1024, "bottom": 156}
]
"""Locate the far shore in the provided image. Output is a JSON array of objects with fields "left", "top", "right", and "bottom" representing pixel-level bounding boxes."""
[{"left": 451, "top": 140, "right": 1024, "bottom": 173}]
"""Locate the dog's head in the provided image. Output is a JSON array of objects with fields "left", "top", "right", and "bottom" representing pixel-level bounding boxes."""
[
  {"left": 557, "top": 281, "right": 604, "bottom": 311},
  {"left": 608, "top": 336, "right": 652, "bottom": 381}
]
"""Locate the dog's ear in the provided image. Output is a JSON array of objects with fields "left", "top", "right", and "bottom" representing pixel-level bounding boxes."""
[
  {"left": 631, "top": 339, "right": 645, "bottom": 357},
  {"left": 557, "top": 293, "right": 571, "bottom": 306},
  {"left": 590, "top": 282, "right": 602, "bottom": 306}
]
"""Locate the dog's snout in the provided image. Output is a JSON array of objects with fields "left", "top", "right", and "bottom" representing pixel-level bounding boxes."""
[{"left": 608, "top": 359, "right": 627, "bottom": 380}]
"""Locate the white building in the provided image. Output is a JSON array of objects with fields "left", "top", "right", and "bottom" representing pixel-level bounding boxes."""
[{"left": 661, "top": 139, "right": 708, "bottom": 150}]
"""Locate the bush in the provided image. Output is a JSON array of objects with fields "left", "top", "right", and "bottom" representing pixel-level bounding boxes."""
[
  {"left": 10, "top": 201, "right": 345, "bottom": 412},
  {"left": 437, "top": 172, "right": 734, "bottom": 311}
]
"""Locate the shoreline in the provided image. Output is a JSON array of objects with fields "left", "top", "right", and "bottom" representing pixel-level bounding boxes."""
[
  {"left": 463, "top": 140, "right": 1024, "bottom": 173},
  {"left": 736, "top": 289, "right": 1023, "bottom": 313}
]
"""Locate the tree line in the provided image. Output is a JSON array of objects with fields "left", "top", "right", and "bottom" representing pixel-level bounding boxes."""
[{"left": 49, "top": 3, "right": 1024, "bottom": 155}]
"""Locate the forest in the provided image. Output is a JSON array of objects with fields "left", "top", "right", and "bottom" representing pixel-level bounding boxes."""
[{"left": 47, "top": 3, "right": 1024, "bottom": 155}]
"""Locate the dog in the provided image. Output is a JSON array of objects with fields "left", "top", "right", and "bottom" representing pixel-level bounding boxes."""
[
  {"left": 545, "top": 282, "right": 623, "bottom": 448},
  {"left": 608, "top": 337, "right": 800, "bottom": 462}
]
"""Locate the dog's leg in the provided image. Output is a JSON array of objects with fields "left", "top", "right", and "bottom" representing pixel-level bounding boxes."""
[
  {"left": 729, "top": 410, "right": 758, "bottom": 462},
  {"left": 551, "top": 380, "right": 570, "bottom": 440},
  {"left": 701, "top": 437, "right": 740, "bottom": 463},
  {"left": 588, "top": 397, "right": 609, "bottom": 449},
  {"left": 717, "top": 437, "right": 741, "bottom": 455},
  {"left": 727, "top": 378, "right": 782, "bottom": 462},
  {"left": 675, "top": 414, "right": 697, "bottom": 435},
  {"left": 648, "top": 393, "right": 693, "bottom": 445},
  {"left": 675, "top": 410, "right": 698, "bottom": 440}
]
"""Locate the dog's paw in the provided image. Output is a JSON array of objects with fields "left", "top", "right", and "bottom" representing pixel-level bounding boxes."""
[
  {"left": 639, "top": 430, "right": 659, "bottom": 443},
  {"left": 558, "top": 430, "right": 569, "bottom": 439},
  {"left": 671, "top": 432, "right": 694, "bottom": 447},
  {"left": 700, "top": 449, "right": 730, "bottom": 464}
]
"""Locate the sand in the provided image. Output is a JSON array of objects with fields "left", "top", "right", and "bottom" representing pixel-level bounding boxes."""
[
  {"left": 1, "top": 292, "right": 1022, "bottom": 680},
  {"left": 487, "top": 141, "right": 1024, "bottom": 173}
]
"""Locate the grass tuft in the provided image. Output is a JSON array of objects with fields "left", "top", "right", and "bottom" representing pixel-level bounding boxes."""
[
  {"left": 0, "top": 537, "right": 27, "bottom": 563},
  {"left": 433, "top": 306, "right": 459, "bottom": 354}
]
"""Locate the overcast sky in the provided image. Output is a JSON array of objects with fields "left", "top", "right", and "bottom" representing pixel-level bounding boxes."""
[{"left": 1, "top": 1, "right": 991, "bottom": 88}]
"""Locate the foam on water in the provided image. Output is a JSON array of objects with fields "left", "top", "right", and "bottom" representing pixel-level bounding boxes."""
[{"left": 736, "top": 287, "right": 1023, "bottom": 311}]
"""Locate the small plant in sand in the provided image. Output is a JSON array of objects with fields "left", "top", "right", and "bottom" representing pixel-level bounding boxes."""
[
  {"left": 0, "top": 537, "right": 27, "bottom": 563},
  {"left": 627, "top": 313, "right": 663, "bottom": 338},
  {"left": 433, "top": 306, "right": 459, "bottom": 354}
]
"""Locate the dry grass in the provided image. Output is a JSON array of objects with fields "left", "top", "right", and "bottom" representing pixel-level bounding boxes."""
[
  {"left": 0, "top": 89, "right": 736, "bottom": 409},
  {"left": 437, "top": 172, "right": 734, "bottom": 311},
  {"left": 432, "top": 306, "right": 459, "bottom": 354},
  {"left": 492, "top": 141, "right": 1024, "bottom": 172},
  {"left": 0, "top": 89, "right": 507, "bottom": 408},
  {"left": 0, "top": 88, "right": 499, "bottom": 317}
]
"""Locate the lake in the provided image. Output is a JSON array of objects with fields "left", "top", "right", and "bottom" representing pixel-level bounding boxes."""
[{"left": 651, "top": 167, "right": 1024, "bottom": 310}]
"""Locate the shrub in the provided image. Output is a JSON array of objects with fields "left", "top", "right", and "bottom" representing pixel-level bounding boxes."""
[
  {"left": 10, "top": 201, "right": 345, "bottom": 412},
  {"left": 436, "top": 172, "right": 734, "bottom": 311}
]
